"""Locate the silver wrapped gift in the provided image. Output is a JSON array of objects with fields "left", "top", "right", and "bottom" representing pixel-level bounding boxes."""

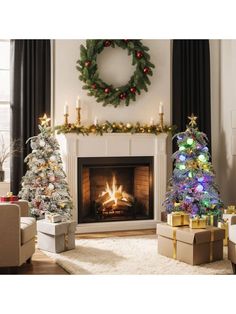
[{"left": 37, "top": 219, "right": 76, "bottom": 253}]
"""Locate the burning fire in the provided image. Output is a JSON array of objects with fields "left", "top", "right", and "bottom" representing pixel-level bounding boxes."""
[{"left": 96, "top": 175, "right": 134, "bottom": 214}]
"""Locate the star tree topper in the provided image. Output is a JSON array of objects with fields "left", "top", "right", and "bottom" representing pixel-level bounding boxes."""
[
  {"left": 188, "top": 113, "right": 198, "bottom": 127},
  {"left": 39, "top": 114, "right": 51, "bottom": 127}
]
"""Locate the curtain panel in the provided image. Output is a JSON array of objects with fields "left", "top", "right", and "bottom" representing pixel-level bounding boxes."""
[
  {"left": 172, "top": 40, "right": 211, "bottom": 152},
  {"left": 10, "top": 40, "right": 51, "bottom": 194}
]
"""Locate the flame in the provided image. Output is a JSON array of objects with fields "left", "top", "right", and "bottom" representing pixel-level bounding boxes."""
[{"left": 101, "top": 175, "right": 123, "bottom": 205}]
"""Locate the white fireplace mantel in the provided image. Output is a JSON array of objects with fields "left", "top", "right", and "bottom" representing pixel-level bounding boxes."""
[{"left": 57, "top": 133, "right": 170, "bottom": 233}]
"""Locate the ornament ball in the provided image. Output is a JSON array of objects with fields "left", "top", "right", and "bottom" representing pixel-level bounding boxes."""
[
  {"left": 85, "top": 60, "right": 91, "bottom": 67},
  {"left": 143, "top": 67, "right": 150, "bottom": 74},
  {"left": 136, "top": 51, "right": 143, "bottom": 59},
  {"left": 104, "top": 40, "right": 111, "bottom": 47},
  {"left": 130, "top": 86, "right": 136, "bottom": 94}
]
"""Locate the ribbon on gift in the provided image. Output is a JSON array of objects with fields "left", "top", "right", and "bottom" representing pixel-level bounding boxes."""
[
  {"left": 218, "top": 221, "right": 228, "bottom": 246},
  {"left": 64, "top": 222, "right": 71, "bottom": 251},
  {"left": 209, "top": 229, "right": 219, "bottom": 262},
  {"left": 64, "top": 233, "right": 69, "bottom": 250},
  {"left": 172, "top": 228, "right": 177, "bottom": 259}
]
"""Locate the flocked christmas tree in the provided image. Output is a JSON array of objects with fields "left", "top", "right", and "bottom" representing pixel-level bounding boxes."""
[
  {"left": 19, "top": 114, "right": 73, "bottom": 219},
  {"left": 163, "top": 114, "right": 223, "bottom": 218}
]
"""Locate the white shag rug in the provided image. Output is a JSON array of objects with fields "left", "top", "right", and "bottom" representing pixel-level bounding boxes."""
[{"left": 42, "top": 235, "right": 233, "bottom": 275}]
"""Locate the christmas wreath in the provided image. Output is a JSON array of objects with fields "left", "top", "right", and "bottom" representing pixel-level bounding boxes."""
[{"left": 76, "top": 40, "right": 155, "bottom": 107}]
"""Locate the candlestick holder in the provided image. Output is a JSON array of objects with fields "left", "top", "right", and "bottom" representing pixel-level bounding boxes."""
[
  {"left": 64, "top": 113, "right": 69, "bottom": 126},
  {"left": 76, "top": 106, "right": 81, "bottom": 126},
  {"left": 159, "top": 112, "right": 164, "bottom": 131}
]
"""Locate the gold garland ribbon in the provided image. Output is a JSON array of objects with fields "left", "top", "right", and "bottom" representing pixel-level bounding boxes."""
[{"left": 54, "top": 121, "right": 176, "bottom": 136}]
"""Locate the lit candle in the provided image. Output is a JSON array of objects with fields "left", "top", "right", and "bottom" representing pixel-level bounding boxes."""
[
  {"left": 159, "top": 102, "right": 163, "bottom": 114},
  {"left": 94, "top": 116, "right": 98, "bottom": 125},
  {"left": 150, "top": 117, "right": 154, "bottom": 125},
  {"left": 76, "top": 96, "right": 80, "bottom": 109},
  {"left": 64, "top": 102, "right": 69, "bottom": 115}
]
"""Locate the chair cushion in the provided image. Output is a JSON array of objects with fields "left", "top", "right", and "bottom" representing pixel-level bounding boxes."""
[
  {"left": 20, "top": 217, "right": 36, "bottom": 245},
  {"left": 229, "top": 225, "right": 236, "bottom": 243}
]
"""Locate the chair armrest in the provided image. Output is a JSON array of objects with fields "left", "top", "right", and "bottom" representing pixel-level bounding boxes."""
[
  {"left": 13, "top": 200, "right": 29, "bottom": 217},
  {"left": 0, "top": 204, "right": 21, "bottom": 267}
]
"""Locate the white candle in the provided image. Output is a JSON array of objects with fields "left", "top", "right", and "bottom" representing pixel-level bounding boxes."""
[
  {"left": 159, "top": 102, "right": 163, "bottom": 114},
  {"left": 94, "top": 117, "right": 98, "bottom": 126},
  {"left": 150, "top": 117, "right": 154, "bottom": 125},
  {"left": 64, "top": 102, "right": 69, "bottom": 115},
  {"left": 76, "top": 96, "right": 80, "bottom": 109}
]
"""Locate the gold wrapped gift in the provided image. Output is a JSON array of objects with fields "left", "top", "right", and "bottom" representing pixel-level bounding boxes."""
[
  {"left": 224, "top": 205, "right": 236, "bottom": 214},
  {"left": 167, "top": 211, "right": 190, "bottom": 227},
  {"left": 202, "top": 214, "right": 218, "bottom": 227},
  {"left": 218, "top": 221, "right": 228, "bottom": 246},
  {"left": 189, "top": 217, "right": 207, "bottom": 229}
]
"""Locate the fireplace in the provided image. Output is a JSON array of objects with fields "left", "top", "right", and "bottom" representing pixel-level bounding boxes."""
[{"left": 77, "top": 157, "right": 154, "bottom": 223}]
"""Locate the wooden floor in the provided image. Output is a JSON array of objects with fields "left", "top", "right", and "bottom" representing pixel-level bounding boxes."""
[{"left": 6, "top": 229, "right": 156, "bottom": 275}]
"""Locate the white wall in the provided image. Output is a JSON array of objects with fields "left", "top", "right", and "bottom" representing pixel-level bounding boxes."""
[
  {"left": 218, "top": 40, "right": 236, "bottom": 205},
  {"left": 53, "top": 40, "right": 171, "bottom": 126}
]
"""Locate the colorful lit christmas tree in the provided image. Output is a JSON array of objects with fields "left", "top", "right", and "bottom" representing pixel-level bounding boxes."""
[
  {"left": 19, "top": 114, "right": 73, "bottom": 219},
  {"left": 163, "top": 114, "right": 223, "bottom": 217}
]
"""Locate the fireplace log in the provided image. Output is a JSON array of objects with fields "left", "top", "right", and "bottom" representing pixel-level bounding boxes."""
[
  {"left": 117, "top": 199, "right": 132, "bottom": 208},
  {"left": 122, "top": 192, "right": 134, "bottom": 203},
  {"left": 103, "top": 199, "right": 116, "bottom": 209},
  {"left": 96, "top": 192, "right": 110, "bottom": 204}
]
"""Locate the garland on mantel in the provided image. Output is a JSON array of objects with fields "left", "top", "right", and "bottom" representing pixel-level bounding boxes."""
[{"left": 54, "top": 121, "right": 176, "bottom": 136}]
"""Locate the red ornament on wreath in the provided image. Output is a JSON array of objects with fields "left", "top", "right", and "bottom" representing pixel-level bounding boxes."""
[
  {"left": 143, "top": 67, "right": 150, "bottom": 74},
  {"left": 85, "top": 60, "right": 91, "bottom": 67},
  {"left": 104, "top": 40, "right": 111, "bottom": 47},
  {"left": 130, "top": 86, "right": 136, "bottom": 94},
  {"left": 104, "top": 88, "right": 110, "bottom": 94},
  {"left": 92, "top": 83, "right": 97, "bottom": 89},
  {"left": 119, "top": 92, "right": 127, "bottom": 100},
  {"left": 136, "top": 51, "right": 143, "bottom": 59}
]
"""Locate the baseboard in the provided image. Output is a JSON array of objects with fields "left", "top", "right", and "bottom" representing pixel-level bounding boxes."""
[{"left": 76, "top": 219, "right": 160, "bottom": 234}]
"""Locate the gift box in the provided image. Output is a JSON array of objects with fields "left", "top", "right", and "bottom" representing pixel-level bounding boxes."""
[
  {"left": 189, "top": 217, "right": 207, "bottom": 229},
  {"left": 224, "top": 205, "right": 236, "bottom": 214},
  {"left": 37, "top": 219, "right": 76, "bottom": 253},
  {"left": 202, "top": 214, "right": 218, "bottom": 227},
  {"left": 0, "top": 192, "right": 19, "bottom": 202},
  {"left": 218, "top": 221, "right": 228, "bottom": 246},
  {"left": 176, "top": 226, "right": 225, "bottom": 265},
  {"left": 157, "top": 223, "right": 224, "bottom": 265},
  {"left": 161, "top": 211, "right": 167, "bottom": 222},
  {"left": 167, "top": 211, "right": 190, "bottom": 227},
  {"left": 45, "top": 212, "right": 62, "bottom": 223}
]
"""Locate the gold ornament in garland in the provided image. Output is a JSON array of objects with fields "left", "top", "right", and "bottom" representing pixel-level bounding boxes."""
[
  {"left": 54, "top": 121, "right": 176, "bottom": 136},
  {"left": 76, "top": 40, "right": 155, "bottom": 107}
]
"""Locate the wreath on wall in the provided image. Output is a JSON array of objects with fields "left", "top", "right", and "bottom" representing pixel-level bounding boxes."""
[{"left": 76, "top": 40, "right": 155, "bottom": 107}]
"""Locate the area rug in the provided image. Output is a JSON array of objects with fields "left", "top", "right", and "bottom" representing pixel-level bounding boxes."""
[{"left": 42, "top": 235, "right": 233, "bottom": 275}]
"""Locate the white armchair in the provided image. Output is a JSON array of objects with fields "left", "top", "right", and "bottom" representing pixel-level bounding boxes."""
[
  {"left": 0, "top": 201, "right": 36, "bottom": 273},
  {"left": 228, "top": 215, "right": 236, "bottom": 274}
]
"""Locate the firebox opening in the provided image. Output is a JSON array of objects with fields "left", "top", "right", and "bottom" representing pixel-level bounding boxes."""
[{"left": 78, "top": 157, "right": 154, "bottom": 223}]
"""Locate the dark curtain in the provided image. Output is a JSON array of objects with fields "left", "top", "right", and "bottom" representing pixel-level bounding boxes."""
[
  {"left": 172, "top": 40, "right": 211, "bottom": 152},
  {"left": 10, "top": 40, "right": 51, "bottom": 194}
]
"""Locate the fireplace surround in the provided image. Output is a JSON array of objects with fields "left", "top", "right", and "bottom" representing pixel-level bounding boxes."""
[{"left": 57, "top": 133, "right": 170, "bottom": 233}]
